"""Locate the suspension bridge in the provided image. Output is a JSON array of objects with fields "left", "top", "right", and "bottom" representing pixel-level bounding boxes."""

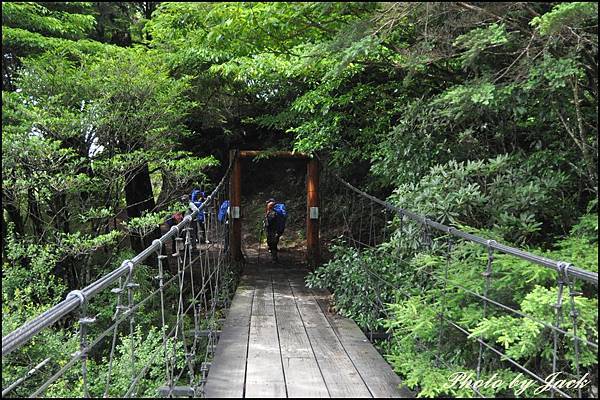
[{"left": 2, "top": 150, "right": 598, "bottom": 398}]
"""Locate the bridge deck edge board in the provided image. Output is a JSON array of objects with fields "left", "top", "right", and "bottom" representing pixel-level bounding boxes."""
[
  {"left": 289, "top": 280, "right": 373, "bottom": 398},
  {"left": 312, "top": 290, "right": 415, "bottom": 398},
  {"left": 203, "top": 281, "right": 254, "bottom": 398}
]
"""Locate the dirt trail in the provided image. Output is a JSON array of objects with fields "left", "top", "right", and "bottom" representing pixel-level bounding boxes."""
[{"left": 241, "top": 232, "right": 307, "bottom": 267}]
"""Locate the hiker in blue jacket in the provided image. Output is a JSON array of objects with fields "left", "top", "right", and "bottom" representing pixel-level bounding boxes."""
[
  {"left": 264, "top": 198, "right": 287, "bottom": 262},
  {"left": 218, "top": 200, "right": 230, "bottom": 253},
  {"left": 190, "top": 189, "right": 208, "bottom": 246}
]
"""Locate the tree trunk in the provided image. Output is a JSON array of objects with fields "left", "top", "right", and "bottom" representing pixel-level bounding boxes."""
[
  {"left": 2, "top": 192, "right": 24, "bottom": 237},
  {"left": 51, "top": 193, "right": 71, "bottom": 234},
  {"left": 124, "top": 163, "right": 161, "bottom": 258},
  {"left": 2, "top": 212, "right": 7, "bottom": 263},
  {"left": 155, "top": 168, "right": 178, "bottom": 210},
  {"left": 27, "top": 189, "right": 44, "bottom": 238}
]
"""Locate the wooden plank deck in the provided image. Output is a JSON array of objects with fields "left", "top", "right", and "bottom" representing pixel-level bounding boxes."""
[{"left": 204, "top": 264, "right": 413, "bottom": 398}]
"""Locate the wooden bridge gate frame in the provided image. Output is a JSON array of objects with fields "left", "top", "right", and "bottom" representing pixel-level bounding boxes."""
[{"left": 229, "top": 150, "right": 320, "bottom": 266}]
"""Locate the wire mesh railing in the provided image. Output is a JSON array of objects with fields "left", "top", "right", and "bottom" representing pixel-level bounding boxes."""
[
  {"left": 317, "top": 158, "right": 598, "bottom": 398},
  {"left": 2, "top": 159, "right": 237, "bottom": 398}
]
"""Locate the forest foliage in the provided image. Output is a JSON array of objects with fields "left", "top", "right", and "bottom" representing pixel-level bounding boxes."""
[{"left": 2, "top": 2, "right": 598, "bottom": 397}]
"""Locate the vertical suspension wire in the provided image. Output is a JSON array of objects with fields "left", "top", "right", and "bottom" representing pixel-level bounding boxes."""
[
  {"left": 364, "top": 199, "right": 376, "bottom": 334},
  {"left": 380, "top": 205, "right": 389, "bottom": 246},
  {"left": 415, "top": 219, "right": 424, "bottom": 252},
  {"left": 360, "top": 245, "right": 375, "bottom": 335},
  {"left": 397, "top": 210, "right": 404, "bottom": 259},
  {"left": 194, "top": 172, "right": 233, "bottom": 395},
  {"left": 188, "top": 227, "right": 197, "bottom": 321},
  {"left": 103, "top": 276, "right": 126, "bottom": 397},
  {"left": 196, "top": 214, "right": 202, "bottom": 251},
  {"left": 201, "top": 194, "right": 220, "bottom": 392},
  {"left": 436, "top": 236, "right": 452, "bottom": 369},
  {"left": 202, "top": 184, "right": 228, "bottom": 397},
  {"left": 209, "top": 212, "right": 219, "bottom": 299},
  {"left": 212, "top": 191, "right": 220, "bottom": 296},
  {"left": 374, "top": 207, "right": 391, "bottom": 326},
  {"left": 198, "top": 201, "right": 214, "bottom": 387},
  {"left": 183, "top": 226, "right": 196, "bottom": 385},
  {"left": 551, "top": 262, "right": 567, "bottom": 398},
  {"left": 201, "top": 236, "right": 209, "bottom": 324},
  {"left": 421, "top": 219, "right": 431, "bottom": 253},
  {"left": 76, "top": 293, "right": 94, "bottom": 398},
  {"left": 341, "top": 186, "right": 355, "bottom": 247},
  {"left": 187, "top": 222, "right": 198, "bottom": 389},
  {"left": 476, "top": 241, "right": 495, "bottom": 383},
  {"left": 382, "top": 208, "right": 389, "bottom": 244},
  {"left": 347, "top": 185, "right": 355, "bottom": 244},
  {"left": 368, "top": 200, "right": 375, "bottom": 247},
  {"left": 340, "top": 186, "right": 351, "bottom": 243},
  {"left": 564, "top": 265, "right": 583, "bottom": 398},
  {"left": 169, "top": 234, "right": 184, "bottom": 390},
  {"left": 322, "top": 162, "right": 327, "bottom": 241},
  {"left": 195, "top": 206, "right": 211, "bottom": 393},
  {"left": 192, "top": 301, "right": 200, "bottom": 360},
  {"left": 378, "top": 203, "right": 386, "bottom": 246},
  {"left": 198, "top": 203, "right": 208, "bottom": 248},
  {"left": 347, "top": 184, "right": 356, "bottom": 246},
  {"left": 203, "top": 219, "right": 212, "bottom": 313},
  {"left": 417, "top": 221, "right": 433, "bottom": 291},
  {"left": 125, "top": 263, "right": 139, "bottom": 396},
  {"left": 199, "top": 201, "right": 213, "bottom": 397},
  {"left": 210, "top": 212, "right": 220, "bottom": 359},
  {"left": 189, "top": 207, "right": 204, "bottom": 393},
  {"left": 208, "top": 205, "right": 216, "bottom": 301},
  {"left": 377, "top": 205, "right": 393, "bottom": 337},
  {"left": 357, "top": 195, "right": 365, "bottom": 250},
  {"left": 155, "top": 243, "right": 170, "bottom": 389},
  {"left": 167, "top": 226, "right": 193, "bottom": 397},
  {"left": 219, "top": 188, "right": 230, "bottom": 308}
]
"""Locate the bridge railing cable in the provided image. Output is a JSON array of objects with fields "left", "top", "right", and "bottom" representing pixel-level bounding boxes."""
[
  {"left": 2, "top": 154, "right": 238, "bottom": 398},
  {"left": 317, "top": 156, "right": 598, "bottom": 398}
]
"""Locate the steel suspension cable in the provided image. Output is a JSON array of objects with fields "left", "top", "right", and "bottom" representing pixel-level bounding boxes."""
[
  {"left": 3, "top": 157, "right": 235, "bottom": 356},
  {"left": 318, "top": 157, "right": 597, "bottom": 398},
  {"left": 5, "top": 156, "right": 236, "bottom": 399},
  {"left": 325, "top": 228, "right": 599, "bottom": 351},
  {"left": 317, "top": 155, "right": 598, "bottom": 285}
]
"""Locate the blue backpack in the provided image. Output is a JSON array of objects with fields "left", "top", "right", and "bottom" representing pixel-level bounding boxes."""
[
  {"left": 273, "top": 203, "right": 287, "bottom": 234},
  {"left": 218, "top": 200, "right": 230, "bottom": 223}
]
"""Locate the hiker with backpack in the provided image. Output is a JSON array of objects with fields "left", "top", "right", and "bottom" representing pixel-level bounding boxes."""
[
  {"left": 190, "top": 189, "right": 209, "bottom": 247},
  {"left": 264, "top": 198, "right": 287, "bottom": 262},
  {"left": 165, "top": 209, "right": 184, "bottom": 255},
  {"left": 218, "top": 199, "right": 230, "bottom": 253}
]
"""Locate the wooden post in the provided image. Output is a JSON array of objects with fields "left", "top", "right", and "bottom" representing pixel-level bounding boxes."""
[
  {"left": 306, "top": 158, "right": 320, "bottom": 266},
  {"left": 229, "top": 150, "right": 243, "bottom": 262}
]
